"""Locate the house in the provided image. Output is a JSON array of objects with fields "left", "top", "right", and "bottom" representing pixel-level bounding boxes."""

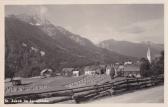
[
  {"left": 40, "top": 69, "right": 53, "bottom": 78},
  {"left": 12, "top": 77, "right": 22, "bottom": 85},
  {"left": 84, "top": 65, "right": 101, "bottom": 75},
  {"left": 116, "top": 65, "right": 125, "bottom": 76},
  {"left": 62, "top": 68, "right": 74, "bottom": 76},
  {"left": 72, "top": 70, "right": 79, "bottom": 77},
  {"left": 72, "top": 67, "right": 84, "bottom": 77},
  {"left": 62, "top": 68, "right": 82, "bottom": 77},
  {"left": 115, "top": 62, "right": 120, "bottom": 65},
  {"left": 122, "top": 64, "right": 140, "bottom": 77},
  {"left": 84, "top": 66, "right": 95, "bottom": 75},
  {"left": 55, "top": 73, "right": 61, "bottom": 76},
  {"left": 124, "top": 61, "right": 133, "bottom": 65}
]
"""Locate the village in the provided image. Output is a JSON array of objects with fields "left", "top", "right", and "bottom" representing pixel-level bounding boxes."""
[
  {"left": 7, "top": 60, "right": 141, "bottom": 89},
  {"left": 7, "top": 47, "right": 151, "bottom": 88},
  {"left": 59, "top": 60, "right": 140, "bottom": 78},
  {"left": 39, "top": 47, "right": 154, "bottom": 80},
  {"left": 30, "top": 48, "right": 153, "bottom": 80}
]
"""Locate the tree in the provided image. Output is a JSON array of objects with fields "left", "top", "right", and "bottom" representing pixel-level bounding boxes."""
[
  {"left": 5, "top": 64, "right": 15, "bottom": 81},
  {"left": 5, "top": 44, "right": 20, "bottom": 81},
  {"left": 150, "top": 50, "right": 164, "bottom": 76},
  {"left": 110, "top": 65, "right": 116, "bottom": 79},
  {"left": 140, "top": 58, "right": 151, "bottom": 77}
]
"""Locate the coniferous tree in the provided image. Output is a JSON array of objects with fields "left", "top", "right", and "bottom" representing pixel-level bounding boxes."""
[{"left": 140, "top": 58, "right": 151, "bottom": 77}]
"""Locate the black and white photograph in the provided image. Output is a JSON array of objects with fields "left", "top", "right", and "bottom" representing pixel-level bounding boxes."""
[{"left": 4, "top": 3, "right": 164, "bottom": 104}]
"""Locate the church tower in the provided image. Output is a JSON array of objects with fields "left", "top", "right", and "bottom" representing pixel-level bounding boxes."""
[{"left": 147, "top": 47, "right": 151, "bottom": 63}]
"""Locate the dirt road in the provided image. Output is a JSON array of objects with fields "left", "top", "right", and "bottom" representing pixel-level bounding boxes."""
[{"left": 88, "top": 86, "right": 164, "bottom": 103}]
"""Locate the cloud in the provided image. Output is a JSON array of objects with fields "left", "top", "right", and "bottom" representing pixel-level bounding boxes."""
[
  {"left": 120, "top": 25, "right": 145, "bottom": 34},
  {"left": 33, "top": 6, "right": 48, "bottom": 18},
  {"left": 5, "top": 5, "right": 163, "bottom": 44},
  {"left": 39, "top": 6, "right": 48, "bottom": 15},
  {"left": 116, "top": 18, "right": 164, "bottom": 43},
  {"left": 75, "top": 18, "right": 164, "bottom": 44}
]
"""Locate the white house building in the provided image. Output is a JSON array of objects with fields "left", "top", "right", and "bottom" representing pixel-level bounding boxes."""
[{"left": 72, "top": 71, "right": 79, "bottom": 77}]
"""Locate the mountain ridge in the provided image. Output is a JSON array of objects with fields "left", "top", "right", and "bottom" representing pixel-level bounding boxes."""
[
  {"left": 98, "top": 39, "right": 163, "bottom": 58},
  {"left": 5, "top": 15, "right": 137, "bottom": 78}
]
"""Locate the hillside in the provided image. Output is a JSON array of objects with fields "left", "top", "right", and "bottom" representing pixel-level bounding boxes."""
[
  {"left": 5, "top": 15, "right": 137, "bottom": 78},
  {"left": 98, "top": 39, "right": 163, "bottom": 58}
]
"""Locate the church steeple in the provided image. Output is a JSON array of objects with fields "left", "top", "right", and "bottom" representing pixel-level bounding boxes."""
[{"left": 147, "top": 47, "right": 151, "bottom": 63}]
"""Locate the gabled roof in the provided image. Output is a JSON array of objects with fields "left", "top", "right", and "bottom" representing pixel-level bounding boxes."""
[{"left": 40, "top": 69, "right": 53, "bottom": 75}]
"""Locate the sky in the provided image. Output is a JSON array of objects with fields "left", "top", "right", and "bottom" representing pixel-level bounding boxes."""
[{"left": 5, "top": 4, "right": 164, "bottom": 44}]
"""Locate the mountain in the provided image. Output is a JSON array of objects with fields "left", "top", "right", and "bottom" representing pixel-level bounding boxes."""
[
  {"left": 5, "top": 14, "right": 137, "bottom": 78},
  {"left": 98, "top": 39, "right": 164, "bottom": 59}
]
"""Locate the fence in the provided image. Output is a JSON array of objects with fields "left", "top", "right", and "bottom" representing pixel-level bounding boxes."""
[{"left": 5, "top": 74, "right": 164, "bottom": 104}]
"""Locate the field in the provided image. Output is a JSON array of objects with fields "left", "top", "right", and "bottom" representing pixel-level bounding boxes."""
[
  {"left": 5, "top": 74, "right": 163, "bottom": 104},
  {"left": 5, "top": 74, "right": 119, "bottom": 96},
  {"left": 5, "top": 76, "right": 86, "bottom": 96}
]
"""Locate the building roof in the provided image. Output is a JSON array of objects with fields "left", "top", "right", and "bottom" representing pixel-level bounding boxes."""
[
  {"left": 73, "top": 71, "right": 79, "bottom": 73},
  {"left": 62, "top": 68, "right": 74, "bottom": 72},
  {"left": 99, "top": 64, "right": 106, "bottom": 68},
  {"left": 84, "top": 65, "right": 100, "bottom": 71},
  {"left": 116, "top": 65, "right": 124, "bottom": 71},
  {"left": 40, "top": 69, "right": 53, "bottom": 75},
  {"left": 123, "top": 65, "right": 140, "bottom": 72}
]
